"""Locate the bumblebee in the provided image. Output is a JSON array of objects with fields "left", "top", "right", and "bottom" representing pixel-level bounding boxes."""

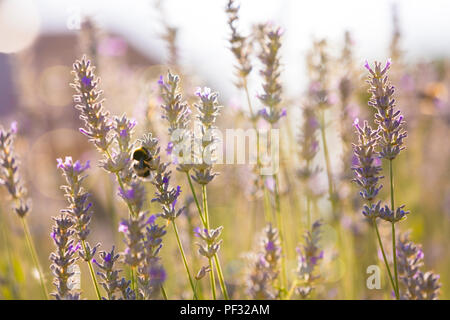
[{"left": 132, "top": 147, "right": 153, "bottom": 178}]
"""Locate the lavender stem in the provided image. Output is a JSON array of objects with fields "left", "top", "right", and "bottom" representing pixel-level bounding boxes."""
[
  {"left": 390, "top": 159, "right": 400, "bottom": 299},
  {"left": 186, "top": 172, "right": 206, "bottom": 226},
  {"left": 202, "top": 185, "right": 229, "bottom": 299},
  {"left": 172, "top": 221, "right": 198, "bottom": 299},
  {"left": 21, "top": 217, "right": 48, "bottom": 299},
  {"left": 319, "top": 109, "right": 336, "bottom": 218},
  {"left": 81, "top": 240, "right": 101, "bottom": 300},
  {"left": 373, "top": 216, "right": 397, "bottom": 295}
]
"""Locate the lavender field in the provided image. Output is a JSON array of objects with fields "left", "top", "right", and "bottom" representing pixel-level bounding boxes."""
[{"left": 0, "top": 0, "right": 448, "bottom": 301}]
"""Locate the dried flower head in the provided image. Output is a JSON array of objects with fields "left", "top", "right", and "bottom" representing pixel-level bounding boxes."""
[
  {"left": 246, "top": 224, "right": 281, "bottom": 299},
  {"left": 226, "top": 0, "right": 252, "bottom": 87},
  {"left": 191, "top": 87, "right": 222, "bottom": 185},
  {"left": 258, "top": 26, "right": 284, "bottom": 124},
  {"left": 158, "top": 71, "right": 192, "bottom": 172},
  {"left": 296, "top": 220, "right": 324, "bottom": 298},
  {"left": 0, "top": 122, "right": 31, "bottom": 217},
  {"left": 195, "top": 226, "right": 224, "bottom": 259},
  {"left": 49, "top": 215, "right": 80, "bottom": 300}
]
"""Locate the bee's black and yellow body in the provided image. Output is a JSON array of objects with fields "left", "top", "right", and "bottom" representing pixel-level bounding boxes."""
[{"left": 132, "top": 147, "right": 153, "bottom": 178}]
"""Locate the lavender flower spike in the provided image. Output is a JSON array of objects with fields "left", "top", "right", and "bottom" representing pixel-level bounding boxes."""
[
  {"left": 258, "top": 26, "right": 284, "bottom": 124},
  {"left": 49, "top": 215, "right": 80, "bottom": 300},
  {"left": 58, "top": 157, "right": 94, "bottom": 244},
  {"left": 296, "top": 220, "right": 323, "bottom": 298},
  {"left": 366, "top": 60, "right": 407, "bottom": 160},
  {"left": 95, "top": 246, "right": 131, "bottom": 300},
  {"left": 71, "top": 56, "right": 112, "bottom": 152},
  {"left": 226, "top": 0, "right": 252, "bottom": 88},
  {"left": 57, "top": 156, "right": 102, "bottom": 299},
  {"left": 397, "top": 233, "right": 441, "bottom": 299},
  {"left": 246, "top": 224, "right": 281, "bottom": 299},
  {"left": 192, "top": 86, "right": 222, "bottom": 186},
  {"left": 352, "top": 120, "right": 384, "bottom": 211},
  {"left": 0, "top": 122, "right": 31, "bottom": 217}
]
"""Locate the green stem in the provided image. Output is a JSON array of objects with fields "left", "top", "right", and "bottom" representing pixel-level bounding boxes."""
[
  {"left": 202, "top": 185, "right": 229, "bottom": 300},
  {"left": 172, "top": 221, "right": 197, "bottom": 299},
  {"left": 20, "top": 217, "right": 48, "bottom": 300},
  {"left": 208, "top": 258, "right": 216, "bottom": 300},
  {"left": 130, "top": 267, "right": 136, "bottom": 293},
  {"left": 161, "top": 285, "right": 168, "bottom": 300},
  {"left": 186, "top": 172, "right": 205, "bottom": 226},
  {"left": 243, "top": 79, "right": 255, "bottom": 118},
  {"left": 0, "top": 213, "right": 20, "bottom": 299},
  {"left": 263, "top": 186, "right": 273, "bottom": 223},
  {"left": 306, "top": 159, "right": 312, "bottom": 229},
  {"left": 270, "top": 121, "right": 287, "bottom": 297},
  {"left": 285, "top": 279, "right": 299, "bottom": 300},
  {"left": 373, "top": 217, "right": 397, "bottom": 296},
  {"left": 81, "top": 240, "right": 102, "bottom": 300},
  {"left": 389, "top": 159, "right": 400, "bottom": 299},
  {"left": 243, "top": 79, "right": 273, "bottom": 225},
  {"left": 273, "top": 175, "right": 288, "bottom": 297},
  {"left": 202, "top": 185, "right": 210, "bottom": 228},
  {"left": 213, "top": 254, "right": 229, "bottom": 300},
  {"left": 319, "top": 109, "right": 336, "bottom": 218}
]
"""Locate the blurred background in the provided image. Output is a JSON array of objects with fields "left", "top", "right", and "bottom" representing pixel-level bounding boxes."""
[{"left": 0, "top": 0, "right": 449, "bottom": 299}]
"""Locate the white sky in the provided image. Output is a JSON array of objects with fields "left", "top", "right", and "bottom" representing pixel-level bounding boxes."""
[{"left": 3, "top": 0, "right": 450, "bottom": 98}]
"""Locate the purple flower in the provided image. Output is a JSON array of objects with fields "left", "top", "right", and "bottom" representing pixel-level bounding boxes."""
[
  {"left": 166, "top": 142, "right": 174, "bottom": 155},
  {"left": 351, "top": 154, "right": 359, "bottom": 166},
  {"left": 175, "top": 185, "right": 181, "bottom": 198},
  {"left": 73, "top": 160, "right": 90, "bottom": 173},
  {"left": 309, "top": 117, "right": 319, "bottom": 129},
  {"left": 259, "top": 108, "right": 269, "bottom": 117},
  {"left": 193, "top": 227, "right": 201, "bottom": 237},
  {"left": 50, "top": 231, "right": 57, "bottom": 241},
  {"left": 374, "top": 157, "right": 382, "bottom": 167},
  {"left": 157, "top": 75, "right": 164, "bottom": 85},
  {"left": 118, "top": 187, "right": 135, "bottom": 200},
  {"left": 79, "top": 128, "right": 90, "bottom": 136},
  {"left": 383, "top": 58, "right": 392, "bottom": 73},
  {"left": 149, "top": 265, "right": 167, "bottom": 284},
  {"left": 265, "top": 176, "right": 275, "bottom": 192},
  {"left": 118, "top": 221, "right": 128, "bottom": 233},
  {"left": 147, "top": 214, "right": 157, "bottom": 225},
  {"left": 10, "top": 121, "right": 18, "bottom": 134},
  {"left": 265, "top": 241, "right": 275, "bottom": 251},
  {"left": 280, "top": 108, "right": 287, "bottom": 117},
  {"left": 417, "top": 249, "right": 424, "bottom": 260},
  {"left": 128, "top": 119, "right": 137, "bottom": 130},
  {"left": 195, "top": 87, "right": 211, "bottom": 99},
  {"left": 364, "top": 60, "right": 372, "bottom": 73},
  {"left": 68, "top": 242, "right": 81, "bottom": 254},
  {"left": 104, "top": 253, "right": 112, "bottom": 263},
  {"left": 120, "top": 129, "right": 128, "bottom": 138},
  {"left": 81, "top": 76, "right": 92, "bottom": 87},
  {"left": 57, "top": 156, "right": 72, "bottom": 169}
]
